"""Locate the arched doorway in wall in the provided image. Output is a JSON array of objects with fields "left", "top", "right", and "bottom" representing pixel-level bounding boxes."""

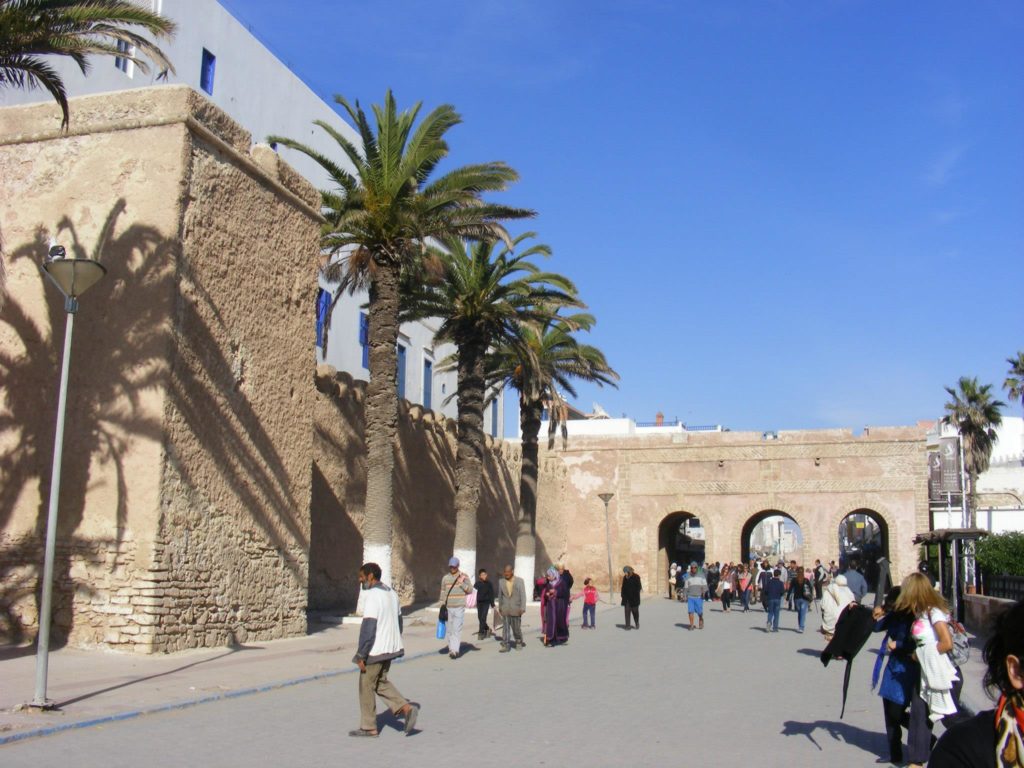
[
  {"left": 838, "top": 509, "right": 889, "bottom": 591},
  {"left": 657, "top": 512, "right": 706, "bottom": 597},
  {"left": 741, "top": 510, "right": 804, "bottom": 565}
]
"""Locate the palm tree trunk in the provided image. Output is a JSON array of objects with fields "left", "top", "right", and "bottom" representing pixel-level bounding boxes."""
[
  {"left": 514, "top": 396, "right": 542, "bottom": 586},
  {"left": 452, "top": 342, "right": 486, "bottom": 581},
  {"left": 362, "top": 262, "right": 400, "bottom": 591}
]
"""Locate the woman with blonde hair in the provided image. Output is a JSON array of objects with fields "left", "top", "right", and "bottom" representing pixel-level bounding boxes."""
[{"left": 894, "top": 572, "right": 958, "bottom": 768}]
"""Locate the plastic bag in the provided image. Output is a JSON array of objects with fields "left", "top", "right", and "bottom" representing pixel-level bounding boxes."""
[
  {"left": 465, "top": 589, "right": 478, "bottom": 609},
  {"left": 436, "top": 619, "right": 447, "bottom": 639}
]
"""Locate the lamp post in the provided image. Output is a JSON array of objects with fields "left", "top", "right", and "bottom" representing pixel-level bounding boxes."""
[
  {"left": 598, "top": 492, "right": 615, "bottom": 606},
  {"left": 31, "top": 245, "right": 106, "bottom": 709}
]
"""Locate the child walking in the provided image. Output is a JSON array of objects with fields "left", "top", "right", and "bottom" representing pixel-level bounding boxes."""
[{"left": 573, "top": 578, "right": 599, "bottom": 629}]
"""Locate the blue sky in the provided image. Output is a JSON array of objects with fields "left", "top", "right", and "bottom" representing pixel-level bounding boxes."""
[{"left": 226, "top": 0, "right": 1023, "bottom": 431}]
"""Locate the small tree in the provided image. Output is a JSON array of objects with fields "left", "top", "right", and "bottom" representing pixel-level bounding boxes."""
[{"left": 975, "top": 532, "right": 1024, "bottom": 578}]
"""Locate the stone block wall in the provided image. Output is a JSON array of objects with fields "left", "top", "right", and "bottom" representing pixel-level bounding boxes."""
[
  {"left": 311, "top": 369, "right": 522, "bottom": 611},
  {"left": 0, "top": 87, "right": 320, "bottom": 651}
]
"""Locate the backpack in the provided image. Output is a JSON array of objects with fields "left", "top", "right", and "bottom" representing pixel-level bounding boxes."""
[{"left": 948, "top": 620, "right": 970, "bottom": 667}]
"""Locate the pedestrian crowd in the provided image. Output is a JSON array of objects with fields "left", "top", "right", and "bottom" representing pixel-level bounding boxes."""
[{"left": 350, "top": 551, "right": 1024, "bottom": 768}]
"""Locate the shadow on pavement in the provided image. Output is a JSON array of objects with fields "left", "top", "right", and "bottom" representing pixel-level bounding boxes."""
[
  {"left": 797, "top": 648, "right": 823, "bottom": 657},
  {"left": 780, "top": 719, "right": 886, "bottom": 755},
  {"left": 56, "top": 645, "right": 258, "bottom": 708}
]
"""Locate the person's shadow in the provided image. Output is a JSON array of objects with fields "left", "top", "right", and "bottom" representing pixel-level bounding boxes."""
[
  {"left": 377, "top": 703, "right": 420, "bottom": 736},
  {"left": 781, "top": 719, "right": 886, "bottom": 755}
]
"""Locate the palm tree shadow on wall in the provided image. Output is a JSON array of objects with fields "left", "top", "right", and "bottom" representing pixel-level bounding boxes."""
[
  {"left": 309, "top": 371, "right": 367, "bottom": 612},
  {"left": 0, "top": 201, "right": 170, "bottom": 645},
  {"left": 394, "top": 404, "right": 456, "bottom": 604}
]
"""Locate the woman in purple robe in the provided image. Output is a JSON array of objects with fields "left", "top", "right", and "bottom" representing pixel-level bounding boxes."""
[{"left": 541, "top": 567, "right": 570, "bottom": 646}]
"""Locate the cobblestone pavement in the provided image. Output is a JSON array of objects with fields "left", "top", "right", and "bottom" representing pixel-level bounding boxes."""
[{"left": 0, "top": 598, "right": 992, "bottom": 767}]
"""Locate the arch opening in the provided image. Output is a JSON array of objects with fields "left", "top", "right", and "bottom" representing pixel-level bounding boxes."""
[
  {"left": 657, "top": 512, "right": 705, "bottom": 597},
  {"left": 741, "top": 510, "right": 804, "bottom": 565},
  {"left": 837, "top": 509, "right": 889, "bottom": 591}
]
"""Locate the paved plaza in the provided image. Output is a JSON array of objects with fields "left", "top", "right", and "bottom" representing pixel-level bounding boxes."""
[{"left": 0, "top": 597, "right": 991, "bottom": 767}]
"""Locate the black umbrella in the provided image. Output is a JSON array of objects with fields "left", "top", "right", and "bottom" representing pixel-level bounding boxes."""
[{"left": 820, "top": 603, "right": 876, "bottom": 718}]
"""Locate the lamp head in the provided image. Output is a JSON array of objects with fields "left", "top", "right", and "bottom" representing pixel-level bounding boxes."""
[
  {"left": 598, "top": 492, "right": 615, "bottom": 504},
  {"left": 41, "top": 246, "right": 106, "bottom": 306}
]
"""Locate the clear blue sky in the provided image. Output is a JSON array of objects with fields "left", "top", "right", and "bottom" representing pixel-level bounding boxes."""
[{"left": 226, "top": 0, "right": 1023, "bottom": 432}]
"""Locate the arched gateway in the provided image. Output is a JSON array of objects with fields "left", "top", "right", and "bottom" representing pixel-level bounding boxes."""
[
  {"left": 657, "top": 512, "right": 705, "bottom": 596},
  {"left": 534, "top": 425, "right": 926, "bottom": 595}
]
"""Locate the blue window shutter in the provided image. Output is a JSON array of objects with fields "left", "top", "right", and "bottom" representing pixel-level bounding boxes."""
[
  {"left": 315, "top": 289, "right": 331, "bottom": 348},
  {"left": 491, "top": 398, "right": 499, "bottom": 437},
  {"left": 423, "top": 360, "right": 432, "bottom": 410},
  {"left": 200, "top": 49, "right": 216, "bottom": 94},
  {"left": 359, "top": 313, "right": 369, "bottom": 368},
  {"left": 396, "top": 345, "right": 406, "bottom": 400}
]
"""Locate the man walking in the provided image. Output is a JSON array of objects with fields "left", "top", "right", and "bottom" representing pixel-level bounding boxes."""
[
  {"left": 496, "top": 564, "right": 526, "bottom": 652},
  {"left": 764, "top": 568, "right": 786, "bottom": 633},
  {"left": 440, "top": 557, "right": 473, "bottom": 659},
  {"left": 350, "top": 562, "right": 419, "bottom": 738},
  {"left": 684, "top": 563, "right": 707, "bottom": 630},
  {"left": 843, "top": 559, "right": 868, "bottom": 604}
]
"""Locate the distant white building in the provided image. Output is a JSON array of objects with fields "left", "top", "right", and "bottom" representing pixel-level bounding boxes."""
[
  {"left": 927, "top": 416, "right": 1024, "bottom": 533},
  {"left": 0, "top": 0, "right": 504, "bottom": 434}
]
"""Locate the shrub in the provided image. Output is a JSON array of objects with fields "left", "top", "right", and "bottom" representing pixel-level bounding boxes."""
[{"left": 976, "top": 532, "right": 1024, "bottom": 577}]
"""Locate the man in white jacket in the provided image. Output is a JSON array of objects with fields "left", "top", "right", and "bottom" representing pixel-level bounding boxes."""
[{"left": 350, "top": 562, "right": 419, "bottom": 738}]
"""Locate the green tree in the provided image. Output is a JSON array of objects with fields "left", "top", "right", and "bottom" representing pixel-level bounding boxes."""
[
  {"left": 975, "top": 532, "right": 1024, "bottom": 578},
  {"left": 486, "top": 313, "right": 618, "bottom": 582},
  {"left": 404, "top": 233, "right": 579, "bottom": 579},
  {"left": 0, "top": 0, "right": 176, "bottom": 128},
  {"left": 1005, "top": 351, "right": 1024, "bottom": 415},
  {"left": 943, "top": 376, "right": 1005, "bottom": 528},
  {"left": 270, "top": 92, "right": 532, "bottom": 589}
]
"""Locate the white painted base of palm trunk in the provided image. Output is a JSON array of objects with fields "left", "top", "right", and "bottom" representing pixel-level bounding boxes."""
[
  {"left": 515, "top": 554, "right": 536, "bottom": 585},
  {"left": 453, "top": 548, "right": 476, "bottom": 586},
  {"left": 356, "top": 542, "right": 392, "bottom": 615}
]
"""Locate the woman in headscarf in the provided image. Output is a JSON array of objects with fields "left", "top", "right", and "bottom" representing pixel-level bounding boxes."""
[
  {"left": 821, "top": 573, "right": 856, "bottom": 640},
  {"left": 929, "top": 597, "right": 1024, "bottom": 768},
  {"left": 540, "top": 566, "right": 570, "bottom": 646},
  {"left": 621, "top": 566, "right": 642, "bottom": 630}
]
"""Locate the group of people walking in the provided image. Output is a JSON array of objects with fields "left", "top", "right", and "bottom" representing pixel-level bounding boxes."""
[{"left": 352, "top": 551, "right": 1024, "bottom": 768}]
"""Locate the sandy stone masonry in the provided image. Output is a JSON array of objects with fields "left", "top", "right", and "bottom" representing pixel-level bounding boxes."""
[
  {"left": 0, "top": 87, "right": 321, "bottom": 652},
  {"left": 533, "top": 426, "right": 929, "bottom": 595}
]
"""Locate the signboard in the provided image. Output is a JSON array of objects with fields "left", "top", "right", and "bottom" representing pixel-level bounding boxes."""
[{"left": 929, "top": 437, "right": 963, "bottom": 498}]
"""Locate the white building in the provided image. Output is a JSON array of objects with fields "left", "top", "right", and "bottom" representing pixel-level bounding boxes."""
[
  {"left": 927, "top": 416, "right": 1024, "bottom": 533},
  {"left": 0, "top": 0, "right": 504, "bottom": 434}
]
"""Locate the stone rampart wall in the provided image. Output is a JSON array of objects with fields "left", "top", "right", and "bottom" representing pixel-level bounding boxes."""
[{"left": 0, "top": 87, "right": 320, "bottom": 651}]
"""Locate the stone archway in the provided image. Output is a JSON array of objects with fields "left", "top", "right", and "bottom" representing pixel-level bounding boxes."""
[
  {"left": 837, "top": 508, "right": 890, "bottom": 591},
  {"left": 740, "top": 509, "right": 805, "bottom": 565},
  {"left": 657, "top": 511, "right": 705, "bottom": 596}
]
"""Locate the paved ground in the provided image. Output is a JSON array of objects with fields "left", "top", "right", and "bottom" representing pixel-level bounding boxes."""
[{"left": 0, "top": 597, "right": 993, "bottom": 767}]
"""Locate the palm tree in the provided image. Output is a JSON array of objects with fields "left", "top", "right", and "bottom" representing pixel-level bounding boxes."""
[
  {"left": 270, "top": 92, "right": 532, "bottom": 590},
  {"left": 0, "top": 0, "right": 176, "bottom": 128},
  {"left": 403, "top": 233, "right": 580, "bottom": 579},
  {"left": 1005, "top": 351, "right": 1024, "bottom": 415},
  {"left": 942, "top": 376, "right": 1005, "bottom": 528},
  {"left": 486, "top": 313, "right": 618, "bottom": 583}
]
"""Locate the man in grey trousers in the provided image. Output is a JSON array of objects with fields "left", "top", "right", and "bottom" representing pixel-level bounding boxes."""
[
  {"left": 496, "top": 564, "right": 526, "bottom": 652},
  {"left": 350, "top": 562, "right": 419, "bottom": 738},
  {"left": 440, "top": 556, "right": 473, "bottom": 659}
]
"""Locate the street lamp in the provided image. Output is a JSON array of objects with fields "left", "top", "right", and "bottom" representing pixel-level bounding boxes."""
[
  {"left": 598, "top": 492, "right": 615, "bottom": 606},
  {"left": 31, "top": 245, "right": 106, "bottom": 709}
]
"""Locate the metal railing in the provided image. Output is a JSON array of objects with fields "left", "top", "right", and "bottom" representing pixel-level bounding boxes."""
[{"left": 982, "top": 573, "right": 1024, "bottom": 602}]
